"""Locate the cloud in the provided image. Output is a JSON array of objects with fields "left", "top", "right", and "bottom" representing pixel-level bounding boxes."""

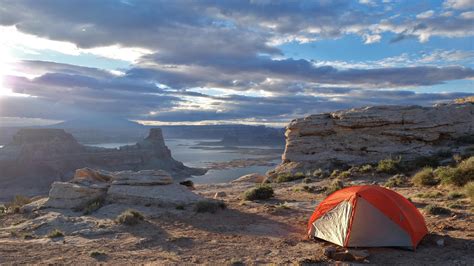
[
  {"left": 3, "top": 60, "right": 181, "bottom": 119},
  {"left": 416, "top": 10, "right": 435, "bottom": 19},
  {"left": 139, "top": 90, "right": 474, "bottom": 125},
  {"left": 128, "top": 54, "right": 474, "bottom": 91},
  {"left": 0, "top": 1, "right": 472, "bottom": 125},
  {"left": 444, "top": 0, "right": 474, "bottom": 10}
]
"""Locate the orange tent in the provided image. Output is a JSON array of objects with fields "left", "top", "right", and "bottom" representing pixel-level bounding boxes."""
[{"left": 307, "top": 185, "right": 428, "bottom": 250}]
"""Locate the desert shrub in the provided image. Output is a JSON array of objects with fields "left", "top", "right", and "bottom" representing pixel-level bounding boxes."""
[
  {"left": 447, "top": 203, "right": 465, "bottom": 209},
  {"left": 436, "top": 157, "right": 474, "bottom": 186},
  {"left": 48, "top": 229, "right": 64, "bottom": 238},
  {"left": 385, "top": 174, "right": 408, "bottom": 188},
  {"left": 412, "top": 167, "right": 439, "bottom": 186},
  {"left": 302, "top": 177, "right": 313, "bottom": 184},
  {"left": 4, "top": 195, "right": 32, "bottom": 213},
  {"left": 359, "top": 164, "right": 373, "bottom": 173},
  {"left": 90, "top": 250, "right": 107, "bottom": 258},
  {"left": 229, "top": 259, "right": 245, "bottom": 266},
  {"left": 465, "top": 181, "right": 474, "bottom": 203},
  {"left": 179, "top": 180, "right": 194, "bottom": 189},
  {"left": 275, "top": 172, "right": 305, "bottom": 183},
  {"left": 447, "top": 192, "right": 465, "bottom": 200},
  {"left": 82, "top": 198, "right": 104, "bottom": 215},
  {"left": 329, "top": 170, "right": 341, "bottom": 178},
  {"left": 116, "top": 209, "right": 144, "bottom": 225},
  {"left": 337, "top": 170, "right": 351, "bottom": 179},
  {"left": 243, "top": 185, "right": 274, "bottom": 201},
  {"left": 424, "top": 205, "right": 451, "bottom": 215},
  {"left": 312, "top": 169, "right": 324, "bottom": 178},
  {"left": 194, "top": 200, "right": 226, "bottom": 213},
  {"left": 297, "top": 185, "right": 326, "bottom": 194},
  {"left": 325, "top": 179, "right": 344, "bottom": 196},
  {"left": 415, "top": 191, "right": 443, "bottom": 198},
  {"left": 377, "top": 157, "right": 401, "bottom": 174}
]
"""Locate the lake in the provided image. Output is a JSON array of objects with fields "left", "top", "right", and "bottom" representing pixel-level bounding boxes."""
[{"left": 86, "top": 139, "right": 283, "bottom": 184}]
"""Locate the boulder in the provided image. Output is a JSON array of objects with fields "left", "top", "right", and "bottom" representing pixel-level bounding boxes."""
[
  {"left": 45, "top": 182, "right": 108, "bottom": 209},
  {"left": 107, "top": 183, "right": 202, "bottom": 207},
  {"left": 112, "top": 170, "right": 173, "bottom": 186},
  {"left": 213, "top": 191, "right": 227, "bottom": 198},
  {"left": 73, "top": 168, "right": 114, "bottom": 183},
  {"left": 232, "top": 173, "right": 266, "bottom": 183},
  {"left": 273, "top": 101, "right": 474, "bottom": 174}
]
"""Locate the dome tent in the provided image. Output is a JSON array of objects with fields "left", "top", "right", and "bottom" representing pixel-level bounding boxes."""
[{"left": 307, "top": 185, "right": 428, "bottom": 250}]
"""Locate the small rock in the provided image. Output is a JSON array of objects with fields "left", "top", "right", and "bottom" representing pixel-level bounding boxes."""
[
  {"left": 323, "top": 246, "right": 337, "bottom": 257},
  {"left": 330, "top": 251, "right": 356, "bottom": 262},
  {"left": 347, "top": 249, "right": 370, "bottom": 260},
  {"left": 436, "top": 238, "right": 445, "bottom": 247},
  {"left": 73, "top": 168, "right": 114, "bottom": 184},
  {"left": 213, "top": 191, "right": 227, "bottom": 199}
]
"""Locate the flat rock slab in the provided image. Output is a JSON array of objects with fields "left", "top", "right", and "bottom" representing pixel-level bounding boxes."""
[
  {"left": 45, "top": 182, "right": 108, "bottom": 209},
  {"left": 112, "top": 170, "right": 173, "bottom": 186},
  {"left": 107, "top": 183, "right": 202, "bottom": 207}
]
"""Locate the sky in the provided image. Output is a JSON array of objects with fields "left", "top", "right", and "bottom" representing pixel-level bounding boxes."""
[{"left": 0, "top": 0, "right": 473, "bottom": 127}]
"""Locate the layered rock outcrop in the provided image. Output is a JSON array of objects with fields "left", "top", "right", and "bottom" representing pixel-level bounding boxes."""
[
  {"left": 0, "top": 128, "right": 205, "bottom": 200},
  {"left": 273, "top": 101, "right": 474, "bottom": 174},
  {"left": 45, "top": 168, "right": 202, "bottom": 209}
]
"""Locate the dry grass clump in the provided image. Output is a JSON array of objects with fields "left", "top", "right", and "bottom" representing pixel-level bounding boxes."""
[
  {"left": 416, "top": 191, "right": 443, "bottom": 198},
  {"left": 194, "top": 200, "right": 226, "bottom": 213},
  {"left": 325, "top": 179, "right": 344, "bottom": 196},
  {"left": 90, "top": 250, "right": 107, "bottom": 258},
  {"left": 359, "top": 164, "right": 373, "bottom": 173},
  {"left": 465, "top": 181, "right": 474, "bottom": 203},
  {"left": 447, "top": 192, "right": 465, "bottom": 200},
  {"left": 385, "top": 174, "right": 409, "bottom": 188},
  {"left": 116, "top": 209, "right": 144, "bottom": 225},
  {"left": 275, "top": 172, "right": 305, "bottom": 183},
  {"left": 243, "top": 185, "right": 274, "bottom": 201},
  {"left": 48, "top": 229, "right": 64, "bottom": 238},
  {"left": 424, "top": 205, "right": 451, "bottom": 215},
  {"left": 312, "top": 169, "right": 329, "bottom": 178},
  {"left": 436, "top": 157, "right": 474, "bottom": 186},
  {"left": 412, "top": 167, "right": 439, "bottom": 186},
  {"left": 82, "top": 198, "right": 104, "bottom": 215},
  {"left": 4, "top": 195, "right": 32, "bottom": 214},
  {"left": 377, "top": 157, "right": 401, "bottom": 174}
]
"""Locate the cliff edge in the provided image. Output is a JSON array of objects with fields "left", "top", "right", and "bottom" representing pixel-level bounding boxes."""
[{"left": 272, "top": 100, "right": 474, "bottom": 175}]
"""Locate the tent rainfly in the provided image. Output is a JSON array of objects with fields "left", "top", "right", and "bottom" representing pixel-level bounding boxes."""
[{"left": 307, "top": 185, "right": 428, "bottom": 250}]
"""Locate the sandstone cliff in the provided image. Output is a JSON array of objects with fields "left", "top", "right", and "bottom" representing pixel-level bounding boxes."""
[
  {"left": 0, "top": 128, "right": 205, "bottom": 200},
  {"left": 273, "top": 101, "right": 474, "bottom": 175}
]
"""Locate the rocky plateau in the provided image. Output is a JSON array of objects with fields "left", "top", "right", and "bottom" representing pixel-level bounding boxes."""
[{"left": 272, "top": 101, "right": 474, "bottom": 175}]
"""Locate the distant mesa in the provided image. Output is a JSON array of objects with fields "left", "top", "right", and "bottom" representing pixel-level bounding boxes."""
[{"left": 0, "top": 128, "right": 206, "bottom": 201}]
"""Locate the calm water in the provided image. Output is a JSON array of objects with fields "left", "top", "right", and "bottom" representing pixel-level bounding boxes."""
[{"left": 86, "top": 139, "right": 282, "bottom": 184}]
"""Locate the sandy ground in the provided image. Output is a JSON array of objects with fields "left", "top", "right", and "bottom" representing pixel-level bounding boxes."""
[{"left": 0, "top": 178, "right": 473, "bottom": 265}]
